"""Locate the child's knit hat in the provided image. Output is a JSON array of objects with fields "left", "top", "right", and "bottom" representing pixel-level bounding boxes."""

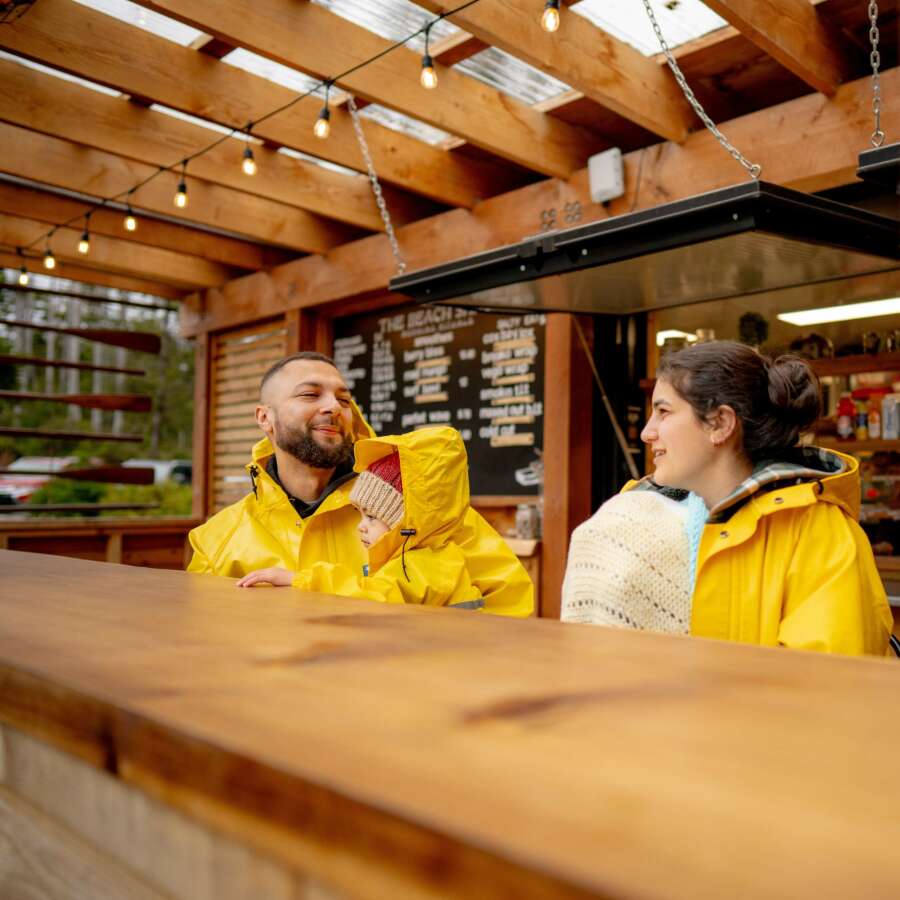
[{"left": 349, "top": 450, "right": 404, "bottom": 529}]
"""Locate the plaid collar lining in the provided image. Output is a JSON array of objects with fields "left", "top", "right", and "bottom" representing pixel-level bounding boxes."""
[{"left": 706, "top": 447, "right": 847, "bottom": 523}]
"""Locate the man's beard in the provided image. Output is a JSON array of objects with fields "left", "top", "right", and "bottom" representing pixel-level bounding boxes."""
[{"left": 273, "top": 420, "right": 353, "bottom": 469}]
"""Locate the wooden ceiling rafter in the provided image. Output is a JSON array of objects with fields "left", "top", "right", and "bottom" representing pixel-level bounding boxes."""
[
  {"left": 414, "top": 0, "right": 693, "bottom": 143},
  {"left": 0, "top": 180, "right": 286, "bottom": 273},
  {"left": 0, "top": 212, "right": 238, "bottom": 290},
  {"left": 0, "top": 0, "right": 519, "bottom": 209},
  {"left": 0, "top": 57, "right": 434, "bottom": 233},
  {"left": 701, "top": 0, "right": 855, "bottom": 95},
  {"left": 130, "top": 0, "right": 607, "bottom": 178},
  {"left": 0, "top": 123, "right": 354, "bottom": 255},
  {"left": 0, "top": 250, "right": 185, "bottom": 300}
]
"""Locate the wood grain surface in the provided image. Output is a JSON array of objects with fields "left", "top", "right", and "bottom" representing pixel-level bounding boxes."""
[{"left": 2, "top": 550, "right": 899, "bottom": 900}]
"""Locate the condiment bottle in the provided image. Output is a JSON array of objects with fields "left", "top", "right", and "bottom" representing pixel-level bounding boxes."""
[{"left": 837, "top": 392, "right": 856, "bottom": 440}]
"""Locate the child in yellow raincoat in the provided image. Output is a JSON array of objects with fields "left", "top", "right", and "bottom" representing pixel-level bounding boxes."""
[{"left": 237, "top": 426, "right": 487, "bottom": 610}]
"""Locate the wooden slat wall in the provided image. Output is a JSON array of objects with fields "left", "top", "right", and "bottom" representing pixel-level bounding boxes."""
[{"left": 210, "top": 319, "right": 287, "bottom": 512}]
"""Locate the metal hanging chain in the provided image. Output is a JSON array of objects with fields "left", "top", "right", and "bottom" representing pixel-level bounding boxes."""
[
  {"left": 868, "top": 0, "right": 885, "bottom": 147},
  {"left": 641, "top": 0, "right": 761, "bottom": 180},
  {"left": 347, "top": 96, "right": 407, "bottom": 275}
]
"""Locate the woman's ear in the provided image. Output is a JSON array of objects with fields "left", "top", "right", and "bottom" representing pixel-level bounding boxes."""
[{"left": 709, "top": 404, "right": 739, "bottom": 447}]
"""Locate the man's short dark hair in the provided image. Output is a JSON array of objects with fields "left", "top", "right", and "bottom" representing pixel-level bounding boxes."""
[{"left": 260, "top": 351, "right": 340, "bottom": 395}]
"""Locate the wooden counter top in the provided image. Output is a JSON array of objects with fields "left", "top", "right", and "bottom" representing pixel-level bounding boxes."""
[{"left": 2, "top": 549, "right": 900, "bottom": 899}]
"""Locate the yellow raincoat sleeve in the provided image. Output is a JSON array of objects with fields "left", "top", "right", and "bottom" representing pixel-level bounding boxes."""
[
  {"left": 290, "top": 545, "right": 484, "bottom": 609},
  {"left": 453, "top": 509, "right": 534, "bottom": 617},
  {"left": 779, "top": 504, "right": 892, "bottom": 655},
  {"left": 186, "top": 525, "right": 215, "bottom": 574}
]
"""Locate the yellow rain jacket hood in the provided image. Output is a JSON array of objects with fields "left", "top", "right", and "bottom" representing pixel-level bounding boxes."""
[
  {"left": 188, "top": 409, "right": 533, "bottom": 617},
  {"left": 627, "top": 447, "right": 891, "bottom": 655},
  {"left": 290, "top": 427, "right": 497, "bottom": 610}
]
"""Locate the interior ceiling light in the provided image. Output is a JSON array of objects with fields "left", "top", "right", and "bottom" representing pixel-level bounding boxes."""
[
  {"left": 777, "top": 297, "right": 900, "bottom": 326},
  {"left": 389, "top": 182, "right": 900, "bottom": 315},
  {"left": 655, "top": 329, "right": 698, "bottom": 347}
]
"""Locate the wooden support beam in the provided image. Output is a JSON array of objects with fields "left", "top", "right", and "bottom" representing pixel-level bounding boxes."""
[
  {"left": 0, "top": 0, "right": 517, "bottom": 208},
  {"left": 0, "top": 250, "right": 184, "bottom": 300},
  {"left": 416, "top": 0, "right": 693, "bottom": 143},
  {"left": 191, "top": 331, "right": 210, "bottom": 519},
  {"left": 0, "top": 123, "right": 350, "bottom": 254},
  {"left": 429, "top": 30, "right": 487, "bottom": 67},
  {"left": 191, "top": 34, "right": 234, "bottom": 60},
  {"left": 541, "top": 314, "right": 592, "bottom": 619},
  {"left": 702, "top": 0, "right": 854, "bottom": 96},
  {"left": 180, "top": 65, "right": 900, "bottom": 337},
  {"left": 133, "top": 0, "right": 606, "bottom": 177},
  {"left": 0, "top": 181, "right": 284, "bottom": 272},
  {"left": 0, "top": 213, "right": 235, "bottom": 290},
  {"left": 0, "top": 57, "right": 430, "bottom": 233}
]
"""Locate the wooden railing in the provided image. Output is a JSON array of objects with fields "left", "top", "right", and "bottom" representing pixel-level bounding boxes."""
[{"left": 0, "top": 517, "right": 199, "bottom": 569}]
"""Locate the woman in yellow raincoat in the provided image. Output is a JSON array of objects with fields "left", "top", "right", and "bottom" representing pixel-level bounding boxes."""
[
  {"left": 637, "top": 340, "right": 890, "bottom": 656},
  {"left": 237, "top": 426, "right": 492, "bottom": 610}
]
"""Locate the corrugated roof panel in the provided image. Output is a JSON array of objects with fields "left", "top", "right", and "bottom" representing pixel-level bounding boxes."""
[
  {"left": 570, "top": 0, "right": 727, "bottom": 56},
  {"left": 72, "top": 0, "right": 206, "bottom": 46},
  {"left": 454, "top": 47, "right": 570, "bottom": 105}
]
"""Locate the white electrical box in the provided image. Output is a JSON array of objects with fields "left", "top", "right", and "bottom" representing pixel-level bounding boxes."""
[{"left": 587, "top": 147, "right": 625, "bottom": 204}]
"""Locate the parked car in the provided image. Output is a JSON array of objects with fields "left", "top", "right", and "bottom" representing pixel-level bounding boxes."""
[
  {"left": 0, "top": 456, "right": 79, "bottom": 505},
  {"left": 122, "top": 459, "right": 192, "bottom": 485}
]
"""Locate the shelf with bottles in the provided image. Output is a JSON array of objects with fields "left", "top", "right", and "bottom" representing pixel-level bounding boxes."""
[
  {"left": 809, "top": 352, "right": 900, "bottom": 379},
  {"left": 816, "top": 437, "right": 900, "bottom": 454}
]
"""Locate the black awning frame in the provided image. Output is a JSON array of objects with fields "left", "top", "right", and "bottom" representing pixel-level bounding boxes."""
[{"left": 389, "top": 181, "right": 900, "bottom": 313}]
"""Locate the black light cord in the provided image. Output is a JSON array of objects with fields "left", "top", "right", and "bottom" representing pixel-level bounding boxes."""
[{"left": 16, "top": 0, "right": 483, "bottom": 257}]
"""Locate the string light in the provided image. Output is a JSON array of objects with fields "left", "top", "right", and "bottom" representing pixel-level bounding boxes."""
[
  {"left": 124, "top": 190, "right": 137, "bottom": 231},
  {"left": 242, "top": 144, "right": 257, "bottom": 176},
  {"left": 16, "top": 248, "right": 28, "bottom": 286},
  {"left": 541, "top": 0, "right": 560, "bottom": 32},
  {"left": 174, "top": 161, "right": 188, "bottom": 208},
  {"left": 314, "top": 83, "right": 332, "bottom": 139},
  {"left": 420, "top": 25, "right": 437, "bottom": 89},
  {"left": 15, "top": 0, "right": 482, "bottom": 260},
  {"left": 77, "top": 213, "right": 91, "bottom": 254}
]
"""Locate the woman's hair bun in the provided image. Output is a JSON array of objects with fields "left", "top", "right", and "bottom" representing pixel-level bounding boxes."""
[{"left": 766, "top": 355, "right": 821, "bottom": 429}]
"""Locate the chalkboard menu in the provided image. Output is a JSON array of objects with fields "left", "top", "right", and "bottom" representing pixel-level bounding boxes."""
[{"left": 333, "top": 301, "right": 545, "bottom": 496}]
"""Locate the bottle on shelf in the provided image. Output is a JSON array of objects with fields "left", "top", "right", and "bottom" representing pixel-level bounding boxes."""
[
  {"left": 836, "top": 392, "right": 856, "bottom": 440},
  {"left": 868, "top": 392, "right": 884, "bottom": 440},
  {"left": 855, "top": 400, "right": 868, "bottom": 440},
  {"left": 884, "top": 394, "right": 900, "bottom": 440}
]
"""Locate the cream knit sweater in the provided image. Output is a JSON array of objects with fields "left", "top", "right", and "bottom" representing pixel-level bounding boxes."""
[{"left": 560, "top": 491, "right": 692, "bottom": 634}]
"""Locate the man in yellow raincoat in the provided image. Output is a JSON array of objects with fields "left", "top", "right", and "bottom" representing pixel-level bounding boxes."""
[{"left": 187, "top": 352, "right": 533, "bottom": 617}]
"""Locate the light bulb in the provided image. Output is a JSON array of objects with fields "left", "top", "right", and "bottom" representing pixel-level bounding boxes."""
[
  {"left": 18, "top": 265, "right": 28, "bottom": 286},
  {"left": 124, "top": 212, "right": 137, "bottom": 231},
  {"left": 541, "top": 0, "right": 560, "bottom": 32},
  {"left": 314, "top": 106, "right": 331, "bottom": 139},
  {"left": 78, "top": 232, "right": 90, "bottom": 254},
  {"left": 174, "top": 179, "right": 188, "bottom": 208},
  {"left": 420, "top": 54, "right": 437, "bottom": 89},
  {"left": 241, "top": 145, "right": 257, "bottom": 176},
  {"left": 43, "top": 249, "right": 56, "bottom": 270}
]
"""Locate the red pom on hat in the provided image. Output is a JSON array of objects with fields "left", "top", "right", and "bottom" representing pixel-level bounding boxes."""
[
  {"left": 349, "top": 450, "right": 404, "bottom": 528},
  {"left": 367, "top": 449, "right": 402, "bottom": 493}
]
